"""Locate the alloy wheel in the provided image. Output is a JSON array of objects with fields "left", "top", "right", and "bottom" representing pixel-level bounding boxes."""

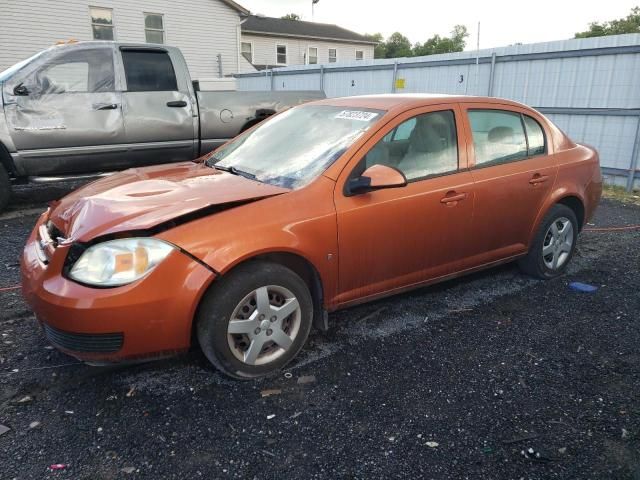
[
  {"left": 227, "top": 285, "right": 302, "bottom": 366},
  {"left": 542, "top": 216, "right": 574, "bottom": 270}
]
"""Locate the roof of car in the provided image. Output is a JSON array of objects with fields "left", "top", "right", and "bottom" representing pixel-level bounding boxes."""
[{"left": 315, "top": 94, "right": 530, "bottom": 112}]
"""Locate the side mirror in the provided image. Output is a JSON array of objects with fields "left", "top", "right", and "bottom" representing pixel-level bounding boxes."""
[
  {"left": 13, "top": 84, "right": 29, "bottom": 96},
  {"left": 346, "top": 164, "right": 407, "bottom": 196}
]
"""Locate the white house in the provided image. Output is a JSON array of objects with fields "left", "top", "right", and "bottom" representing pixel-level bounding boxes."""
[
  {"left": 0, "top": 0, "right": 251, "bottom": 80},
  {"left": 240, "top": 15, "right": 376, "bottom": 71}
]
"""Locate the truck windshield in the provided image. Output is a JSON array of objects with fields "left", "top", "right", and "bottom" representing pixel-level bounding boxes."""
[
  {"left": 0, "top": 50, "right": 47, "bottom": 82},
  {"left": 208, "top": 105, "right": 384, "bottom": 189}
]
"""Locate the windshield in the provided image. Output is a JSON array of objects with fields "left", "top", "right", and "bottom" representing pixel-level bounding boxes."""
[
  {"left": 0, "top": 49, "right": 48, "bottom": 82},
  {"left": 208, "top": 105, "right": 384, "bottom": 189}
]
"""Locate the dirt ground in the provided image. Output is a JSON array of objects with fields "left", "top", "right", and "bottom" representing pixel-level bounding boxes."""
[{"left": 1, "top": 184, "right": 639, "bottom": 479}]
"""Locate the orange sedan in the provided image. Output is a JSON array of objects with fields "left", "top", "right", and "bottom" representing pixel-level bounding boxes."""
[{"left": 21, "top": 95, "right": 602, "bottom": 379}]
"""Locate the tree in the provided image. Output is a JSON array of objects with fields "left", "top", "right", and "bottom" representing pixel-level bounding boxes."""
[
  {"left": 281, "top": 13, "right": 301, "bottom": 21},
  {"left": 413, "top": 25, "right": 468, "bottom": 56},
  {"left": 364, "top": 33, "right": 386, "bottom": 58},
  {"left": 384, "top": 32, "right": 413, "bottom": 58},
  {"left": 575, "top": 6, "right": 640, "bottom": 38},
  {"left": 366, "top": 26, "right": 469, "bottom": 59}
]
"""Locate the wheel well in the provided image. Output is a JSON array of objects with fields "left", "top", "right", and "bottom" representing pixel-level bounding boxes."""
[
  {"left": 191, "top": 252, "right": 327, "bottom": 345},
  {"left": 251, "top": 253, "right": 326, "bottom": 330},
  {"left": 0, "top": 143, "right": 17, "bottom": 177},
  {"left": 557, "top": 196, "right": 585, "bottom": 230}
]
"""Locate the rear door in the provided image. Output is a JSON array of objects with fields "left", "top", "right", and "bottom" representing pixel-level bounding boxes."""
[
  {"left": 4, "top": 45, "right": 126, "bottom": 175},
  {"left": 119, "top": 47, "right": 197, "bottom": 165},
  {"left": 461, "top": 103, "right": 558, "bottom": 261}
]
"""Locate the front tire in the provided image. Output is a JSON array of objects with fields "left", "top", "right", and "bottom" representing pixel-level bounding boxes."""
[
  {"left": 0, "top": 165, "right": 11, "bottom": 214},
  {"left": 196, "top": 261, "right": 313, "bottom": 379},
  {"left": 518, "top": 204, "right": 578, "bottom": 279}
]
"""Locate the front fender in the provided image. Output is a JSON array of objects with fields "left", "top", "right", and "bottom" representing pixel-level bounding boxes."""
[
  {"left": 157, "top": 176, "right": 340, "bottom": 307},
  {"left": 0, "top": 100, "right": 23, "bottom": 176}
]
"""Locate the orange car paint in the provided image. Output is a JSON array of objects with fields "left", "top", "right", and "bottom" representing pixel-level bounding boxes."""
[{"left": 21, "top": 95, "right": 602, "bottom": 362}]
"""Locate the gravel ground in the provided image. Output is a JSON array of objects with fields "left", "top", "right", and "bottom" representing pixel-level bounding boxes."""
[{"left": 1, "top": 184, "right": 639, "bottom": 479}]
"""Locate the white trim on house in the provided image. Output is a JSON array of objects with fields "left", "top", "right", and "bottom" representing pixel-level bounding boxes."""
[
  {"left": 307, "top": 45, "right": 318, "bottom": 65},
  {"left": 276, "top": 43, "right": 288, "bottom": 65},
  {"left": 143, "top": 12, "right": 165, "bottom": 44},
  {"left": 241, "top": 40, "right": 253, "bottom": 63},
  {"left": 89, "top": 5, "right": 116, "bottom": 41},
  {"left": 328, "top": 47, "right": 337, "bottom": 63},
  {"left": 355, "top": 48, "right": 364, "bottom": 60}
]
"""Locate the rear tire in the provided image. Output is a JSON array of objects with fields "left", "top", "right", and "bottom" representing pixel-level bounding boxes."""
[
  {"left": 518, "top": 204, "right": 578, "bottom": 279},
  {"left": 196, "top": 261, "right": 313, "bottom": 380},
  {"left": 0, "top": 164, "right": 11, "bottom": 214}
]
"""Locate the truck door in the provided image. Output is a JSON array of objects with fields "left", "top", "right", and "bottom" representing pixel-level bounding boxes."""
[
  {"left": 119, "top": 47, "right": 197, "bottom": 165},
  {"left": 3, "top": 45, "right": 126, "bottom": 175}
]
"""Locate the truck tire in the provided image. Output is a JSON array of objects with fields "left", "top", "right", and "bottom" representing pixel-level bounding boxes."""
[{"left": 0, "top": 164, "right": 10, "bottom": 214}]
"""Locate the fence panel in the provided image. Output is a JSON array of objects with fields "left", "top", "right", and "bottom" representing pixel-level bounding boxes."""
[{"left": 236, "top": 34, "right": 640, "bottom": 189}]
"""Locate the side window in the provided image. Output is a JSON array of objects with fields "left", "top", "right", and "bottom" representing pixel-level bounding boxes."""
[
  {"left": 523, "top": 115, "right": 546, "bottom": 156},
  {"left": 28, "top": 48, "right": 114, "bottom": 94},
  {"left": 469, "top": 110, "right": 527, "bottom": 167},
  {"left": 121, "top": 50, "right": 177, "bottom": 92},
  {"left": 362, "top": 110, "right": 458, "bottom": 181}
]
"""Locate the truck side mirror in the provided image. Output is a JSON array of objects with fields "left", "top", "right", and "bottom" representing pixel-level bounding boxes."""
[{"left": 13, "top": 84, "right": 29, "bottom": 96}]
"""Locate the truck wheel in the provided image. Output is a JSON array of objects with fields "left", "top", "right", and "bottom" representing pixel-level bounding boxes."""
[{"left": 0, "top": 165, "right": 11, "bottom": 213}]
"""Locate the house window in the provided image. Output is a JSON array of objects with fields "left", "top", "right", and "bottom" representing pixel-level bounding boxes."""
[
  {"left": 328, "top": 48, "right": 337, "bottom": 63},
  {"left": 90, "top": 7, "right": 114, "bottom": 40},
  {"left": 355, "top": 50, "right": 364, "bottom": 60},
  {"left": 276, "top": 44, "right": 287, "bottom": 64},
  {"left": 308, "top": 47, "right": 318, "bottom": 64},
  {"left": 144, "top": 13, "right": 165, "bottom": 44},
  {"left": 241, "top": 42, "right": 253, "bottom": 63}
]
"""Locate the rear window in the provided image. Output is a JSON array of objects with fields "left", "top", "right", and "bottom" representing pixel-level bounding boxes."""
[
  {"left": 523, "top": 115, "right": 546, "bottom": 156},
  {"left": 469, "top": 110, "right": 528, "bottom": 167},
  {"left": 121, "top": 50, "right": 177, "bottom": 92}
]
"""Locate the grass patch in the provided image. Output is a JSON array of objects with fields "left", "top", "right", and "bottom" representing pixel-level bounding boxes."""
[{"left": 603, "top": 184, "right": 640, "bottom": 206}]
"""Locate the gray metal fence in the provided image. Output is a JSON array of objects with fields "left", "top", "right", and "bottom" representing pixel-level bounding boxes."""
[{"left": 236, "top": 33, "right": 640, "bottom": 190}]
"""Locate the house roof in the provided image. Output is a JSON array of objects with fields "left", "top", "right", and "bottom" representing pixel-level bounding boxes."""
[
  {"left": 220, "top": 0, "right": 250, "bottom": 15},
  {"left": 241, "top": 15, "right": 376, "bottom": 45}
]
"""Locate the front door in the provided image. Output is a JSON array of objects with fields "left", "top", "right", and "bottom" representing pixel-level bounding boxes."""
[
  {"left": 460, "top": 104, "right": 558, "bottom": 261},
  {"left": 4, "top": 46, "right": 126, "bottom": 175},
  {"left": 119, "top": 48, "right": 196, "bottom": 165},
  {"left": 333, "top": 106, "right": 476, "bottom": 306}
]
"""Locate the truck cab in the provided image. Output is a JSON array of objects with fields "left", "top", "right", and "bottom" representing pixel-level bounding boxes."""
[{"left": 0, "top": 41, "right": 324, "bottom": 211}]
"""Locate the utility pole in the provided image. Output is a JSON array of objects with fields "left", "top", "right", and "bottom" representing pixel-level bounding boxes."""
[{"left": 475, "top": 21, "right": 480, "bottom": 95}]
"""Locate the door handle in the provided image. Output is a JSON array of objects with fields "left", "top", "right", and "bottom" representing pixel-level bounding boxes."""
[
  {"left": 529, "top": 173, "right": 549, "bottom": 185},
  {"left": 167, "top": 100, "right": 188, "bottom": 107},
  {"left": 440, "top": 191, "right": 467, "bottom": 205},
  {"left": 93, "top": 103, "right": 119, "bottom": 110}
]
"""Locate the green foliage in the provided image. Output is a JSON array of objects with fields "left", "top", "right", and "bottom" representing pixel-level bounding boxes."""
[
  {"left": 575, "top": 6, "right": 640, "bottom": 38},
  {"left": 364, "top": 33, "right": 387, "bottom": 58},
  {"left": 281, "top": 13, "right": 301, "bottom": 21},
  {"left": 414, "top": 25, "right": 468, "bottom": 56},
  {"left": 365, "top": 25, "right": 469, "bottom": 59}
]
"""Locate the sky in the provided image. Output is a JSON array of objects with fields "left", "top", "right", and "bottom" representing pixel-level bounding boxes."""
[{"left": 238, "top": 0, "right": 639, "bottom": 50}]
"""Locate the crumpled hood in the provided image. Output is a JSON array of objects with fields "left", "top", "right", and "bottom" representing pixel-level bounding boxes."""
[{"left": 48, "top": 162, "right": 289, "bottom": 242}]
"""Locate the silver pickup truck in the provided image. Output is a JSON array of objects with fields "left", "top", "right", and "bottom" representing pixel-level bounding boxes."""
[{"left": 0, "top": 41, "right": 324, "bottom": 211}]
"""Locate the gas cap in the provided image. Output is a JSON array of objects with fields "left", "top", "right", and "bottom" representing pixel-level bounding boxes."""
[{"left": 220, "top": 109, "right": 233, "bottom": 123}]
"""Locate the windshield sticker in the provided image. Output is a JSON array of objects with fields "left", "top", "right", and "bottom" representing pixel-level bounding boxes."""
[{"left": 335, "top": 110, "right": 379, "bottom": 122}]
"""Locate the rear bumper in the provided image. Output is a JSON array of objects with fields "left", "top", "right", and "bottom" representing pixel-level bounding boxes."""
[{"left": 21, "top": 215, "right": 216, "bottom": 362}]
